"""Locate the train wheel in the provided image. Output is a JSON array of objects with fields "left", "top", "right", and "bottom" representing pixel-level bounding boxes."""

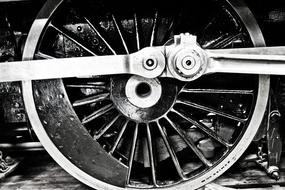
[{"left": 22, "top": 0, "right": 269, "bottom": 189}]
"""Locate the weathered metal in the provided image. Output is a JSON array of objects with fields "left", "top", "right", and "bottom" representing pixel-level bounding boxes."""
[
  {"left": 20, "top": 0, "right": 270, "bottom": 189},
  {"left": 2, "top": 0, "right": 285, "bottom": 189}
]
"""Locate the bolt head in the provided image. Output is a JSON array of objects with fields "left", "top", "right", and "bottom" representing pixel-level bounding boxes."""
[
  {"left": 77, "top": 26, "right": 82, "bottom": 32},
  {"left": 143, "top": 57, "right": 158, "bottom": 70},
  {"left": 181, "top": 56, "right": 196, "bottom": 70},
  {"left": 146, "top": 59, "right": 155, "bottom": 67}
]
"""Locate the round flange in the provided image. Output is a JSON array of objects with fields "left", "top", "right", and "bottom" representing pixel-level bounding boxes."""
[
  {"left": 167, "top": 43, "right": 208, "bottom": 82},
  {"left": 111, "top": 76, "right": 177, "bottom": 122},
  {"left": 125, "top": 75, "right": 162, "bottom": 108}
]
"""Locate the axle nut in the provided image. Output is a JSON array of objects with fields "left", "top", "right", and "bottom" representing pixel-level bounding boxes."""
[
  {"left": 181, "top": 56, "right": 196, "bottom": 70},
  {"left": 167, "top": 33, "right": 208, "bottom": 81},
  {"left": 174, "top": 49, "right": 202, "bottom": 78}
]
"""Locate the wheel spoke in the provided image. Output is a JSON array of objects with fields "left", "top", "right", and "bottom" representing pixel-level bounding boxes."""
[
  {"left": 83, "top": 17, "right": 117, "bottom": 55},
  {"left": 82, "top": 104, "right": 113, "bottom": 124},
  {"left": 72, "top": 93, "right": 109, "bottom": 107},
  {"left": 150, "top": 11, "right": 158, "bottom": 47},
  {"left": 87, "top": 81, "right": 108, "bottom": 86},
  {"left": 160, "top": 9, "right": 179, "bottom": 44},
  {"left": 134, "top": 13, "right": 140, "bottom": 50},
  {"left": 156, "top": 121, "right": 185, "bottom": 179},
  {"left": 172, "top": 109, "right": 231, "bottom": 148},
  {"left": 35, "top": 52, "right": 55, "bottom": 59},
  {"left": 176, "top": 99, "right": 247, "bottom": 122},
  {"left": 49, "top": 24, "right": 96, "bottom": 56},
  {"left": 200, "top": 11, "right": 243, "bottom": 49},
  {"left": 181, "top": 88, "right": 254, "bottom": 95},
  {"left": 109, "top": 120, "right": 129, "bottom": 154},
  {"left": 66, "top": 84, "right": 109, "bottom": 90},
  {"left": 165, "top": 117, "right": 212, "bottom": 167},
  {"left": 127, "top": 123, "right": 139, "bottom": 184},
  {"left": 203, "top": 33, "right": 243, "bottom": 49},
  {"left": 146, "top": 124, "right": 157, "bottom": 186},
  {"left": 94, "top": 114, "right": 120, "bottom": 140},
  {"left": 112, "top": 14, "right": 129, "bottom": 54}
]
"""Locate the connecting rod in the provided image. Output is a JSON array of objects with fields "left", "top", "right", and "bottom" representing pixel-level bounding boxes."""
[
  {"left": 0, "top": 47, "right": 165, "bottom": 82},
  {"left": 2, "top": 33, "right": 285, "bottom": 82}
]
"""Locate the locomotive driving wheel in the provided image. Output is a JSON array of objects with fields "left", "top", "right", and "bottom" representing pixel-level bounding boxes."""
[{"left": 22, "top": 0, "right": 269, "bottom": 189}]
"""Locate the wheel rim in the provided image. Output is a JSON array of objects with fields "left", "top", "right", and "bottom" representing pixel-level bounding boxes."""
[{"left": 22, "top": 0, "right": 269, "bottom": 189}]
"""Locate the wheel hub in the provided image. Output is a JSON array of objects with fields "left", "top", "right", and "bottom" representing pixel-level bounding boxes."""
[
  {"left": 125, "top": 75, "right": 162, "bottom": 108},
  {"left": 111, "top": 76, "right": 177, "bottom": 122}
]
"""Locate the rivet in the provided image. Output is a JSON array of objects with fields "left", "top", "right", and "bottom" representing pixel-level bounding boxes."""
[
  {"left": 77, "top": 25, "right": 82, "bottom": 32},
  {"left": 47, "top": 95, "right": 53, "bottom": 101},
  {"left": 143, "top": 58, "right": 158, "bottom": 70},
  {"left": 38, "top": 106, "right": 43, "bottom": 111},
  {"left": 34, "top": 90, "right": 40, "bottom": 97},
  {"left": 93, "top": 38, "right": 99, "bottom": 45}
]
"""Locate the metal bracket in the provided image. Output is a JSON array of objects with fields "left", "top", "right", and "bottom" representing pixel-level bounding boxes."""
[
  {"left": 0, "top": 150, "right": 19, "bottom": 178},
  {"left": 250, "top": 89, "right": 282, "bottom": 180},
  {"left": 265, "top": 90, "right": 282, "bottom": 180}
]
